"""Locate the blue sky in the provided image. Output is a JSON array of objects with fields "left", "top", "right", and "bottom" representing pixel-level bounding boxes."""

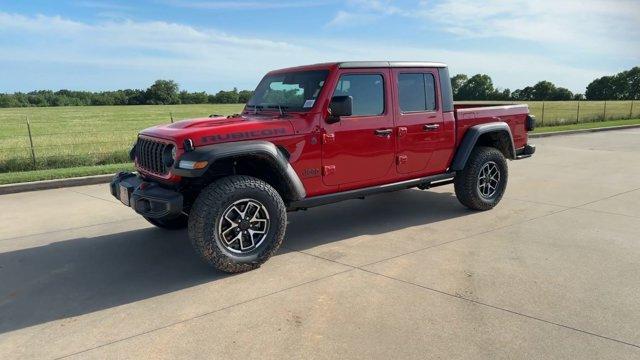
[{"left": 0, "top": 0, "right": 638, "bottom": 94}]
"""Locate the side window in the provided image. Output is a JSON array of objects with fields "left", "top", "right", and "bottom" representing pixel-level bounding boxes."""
[
  {"left": 398, "top": 73, "right": 437, "bottom": 112},
  {"left": 333, "top": 74, "right": 384, "bottom": 116},
  {"left": 399, "top": 74, "right": 426, "bottom": 112},
  {"left": 425, "top": 73, "right": 436, "bottom": 111}
]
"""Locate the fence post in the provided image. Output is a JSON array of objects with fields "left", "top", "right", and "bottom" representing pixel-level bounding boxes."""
[
  {"left": 603, "top": 100, "right": 607, "bottom": 121},
  {"left": 25, "top": 116, "right": 37, "bottom": 169},
  {"left": 170, "top": 112, "right": 174, "bottom": 123},
  {"left": 541, "top": 101, "right": 545, "bottom": 126},
  {"left": 631, "top": 100, "right": 635, "bottom": 119},
  {"left": 576, "top": 100, "right": 581, "bottom": 124}
]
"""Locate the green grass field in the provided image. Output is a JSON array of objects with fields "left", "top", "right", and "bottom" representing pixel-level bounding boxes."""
[
  {"left": 0, "top": 104, "right": 244, "bottom": 173},
  {"left": 533, "top": 118, "right": 640, "bottom": 133},
  {"left": 0, "top": 101, "right": 638, "bottom": 184},
  {"left": 457, "top": 100, "right": 638, "bottom": 126}
]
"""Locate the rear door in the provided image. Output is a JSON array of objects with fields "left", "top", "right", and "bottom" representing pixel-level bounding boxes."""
[
  {"left": 392, "top": 68, "right": 444, "bottom": 174},
  {"left": 321, "top": 68, "right": 396, "bottom": 187}
]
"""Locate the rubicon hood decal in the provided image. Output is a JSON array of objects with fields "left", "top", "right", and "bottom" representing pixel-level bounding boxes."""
[
  {"left": 201, "top": 128, "right": 288, "bottom": 144},
  {"left": 138, "top": 115, "right": 295, "bottom": 147}
]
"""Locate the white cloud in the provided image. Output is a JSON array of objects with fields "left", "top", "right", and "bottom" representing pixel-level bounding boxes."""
[
  {"left": 0, "top": 11, "right": 623, "bottom": 92},
  {"left": 425, "top": 0, "right": 640, "bottom": 56},
  {"left": 326, "top": 0, "right": 408, "bottom": 28},
  {"left": 335, "top": 0, "right": 640, "bottom": 58}
]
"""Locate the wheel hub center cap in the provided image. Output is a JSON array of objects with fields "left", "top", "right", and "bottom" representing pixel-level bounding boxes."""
[
  {"left": 239, "top": 220, "right": 250, "bottom": 230},
  {"left": 218, "top": 198, "right": 271, "bottom": 254}
]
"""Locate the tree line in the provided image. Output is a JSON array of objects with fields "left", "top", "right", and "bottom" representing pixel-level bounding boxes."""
[
  {"left": 0, "top": 80, "right": 254, "bottom": 108},
  {"left": 0, "top": 66, "right": 637, "bottom": 108},
  {"left": 452, "top": 66, "right": 639, "bottom": 101}
]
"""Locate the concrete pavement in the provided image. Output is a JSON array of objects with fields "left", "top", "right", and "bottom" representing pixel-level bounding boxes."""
[{"left": 1, "top": 129, "right": 639, "bottom": 359}]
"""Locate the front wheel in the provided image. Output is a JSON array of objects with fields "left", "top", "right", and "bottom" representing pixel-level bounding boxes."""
[
  {"left": 454, "top": 146, "right": 508, "bottom": 211},
  {"left": 188, "top": 175, "right": 287, "bottom": 273}
]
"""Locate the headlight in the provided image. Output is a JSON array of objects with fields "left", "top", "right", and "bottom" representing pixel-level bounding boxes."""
[
  {"left": 163, "top": 144, "right": 176, "bottom": 167},
  {"left": 129, "top": 139, "right": 138, "bottom": 161},
  {"left": 178, "top": 160, "right": 208, "bottom": 170}
]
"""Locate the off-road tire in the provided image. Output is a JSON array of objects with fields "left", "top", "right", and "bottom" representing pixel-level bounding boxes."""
[
  {"left": 144, "top": 215, "right": 188, "bottom": 230},
  {"left": 454, "top": 146, "right": 508, "bottom": 211},
  {"left": 188, "top": 175, "right": 287, "bottom": 273}
]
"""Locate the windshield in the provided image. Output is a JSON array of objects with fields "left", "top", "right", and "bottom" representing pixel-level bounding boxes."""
[{"left": 247, "top": 70, "right": 329, "bottom": 112}]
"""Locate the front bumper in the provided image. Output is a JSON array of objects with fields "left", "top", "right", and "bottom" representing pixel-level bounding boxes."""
[{"left": 110, "top": 172, "right": 183, "bottom": 219}]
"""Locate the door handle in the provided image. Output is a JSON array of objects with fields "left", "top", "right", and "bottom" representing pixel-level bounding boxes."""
[
  {"left": 375, "top": 129, "right": 393, "bottom": 137},
  {"left": 423, "top": 123, "right": 440, "bottom": 131}
]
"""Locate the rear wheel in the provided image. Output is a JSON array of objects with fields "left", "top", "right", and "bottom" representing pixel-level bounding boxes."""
[
  {"left": 188, "top": 175, "right": 286, "bottom": 273},
  {"left": 144, "top": 215, "right": 188, "bottom": 230},
  {"left": 454, "top": 146, "right": 508, "bottom": 211}
]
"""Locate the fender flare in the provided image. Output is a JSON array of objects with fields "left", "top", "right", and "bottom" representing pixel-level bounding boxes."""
[
  {"left": 450, "top": 122, "right": 515, "bottom": 171},
  {"left": 173, "top": 140, "right": 306, "bottom": 201}
]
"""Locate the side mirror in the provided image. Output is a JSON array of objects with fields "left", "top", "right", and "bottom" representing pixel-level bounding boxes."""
[{"left": 327, "top": 95, "right": 353, "bottom": 123}]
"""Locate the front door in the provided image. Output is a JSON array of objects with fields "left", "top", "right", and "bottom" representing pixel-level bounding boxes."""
[
  {"left": 322, "top": 69, "right": 396, "bottom": 187},
  {"left": 392, "top": 69, "right": 444, "bottom": 174}
]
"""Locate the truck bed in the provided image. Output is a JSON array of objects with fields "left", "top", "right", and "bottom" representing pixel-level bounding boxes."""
[{"left": 453, "top": 103, "right": 530, "bottom": 150}]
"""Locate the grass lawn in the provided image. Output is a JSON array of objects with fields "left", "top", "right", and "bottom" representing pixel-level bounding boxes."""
[
  {"left": 533, "top": 118, "right": 640, "bottom": 133},
  {"left": 0, "top": 163, "right": 133, "bottom": 185},
  {"left": 457, "top": 100, "right": 638, "bottom": 126},
  {"left": 0, "top": 104, "right": 244, "bottom": 173}
]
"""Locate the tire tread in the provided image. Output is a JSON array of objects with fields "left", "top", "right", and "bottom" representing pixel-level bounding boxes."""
[
  {"left": 454, "top": 146, "right": 508, "bottom": 211},
  {"left": 188, "top": 175, "right": 286, "bottom": 273}
]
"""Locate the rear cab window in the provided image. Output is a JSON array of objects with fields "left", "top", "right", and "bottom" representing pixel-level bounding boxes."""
[{"left": 398, "top": 73, "right": 436, "bottom": 113}]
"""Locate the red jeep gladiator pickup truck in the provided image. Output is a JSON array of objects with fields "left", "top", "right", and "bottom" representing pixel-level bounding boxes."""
[{"left": 111, "top": 61, "right": 535, "bottom": 273}]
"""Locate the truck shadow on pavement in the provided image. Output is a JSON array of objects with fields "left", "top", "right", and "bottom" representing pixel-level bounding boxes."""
[{"left": 0, "top": 189, "right": 470, "bottom": 334}]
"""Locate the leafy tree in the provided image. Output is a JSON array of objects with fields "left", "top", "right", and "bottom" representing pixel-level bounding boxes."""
[
  {"left": 123, "top": 89, "right": 146, "bottom": 105},
  {"left": 145, "top": 80, "right": 180, "bottom": 105},
  {"left": 585, "top": 67, "right": 640, "bottom": 100},
  {"left": 212, "top": 88, "right": 240, "bottom": 104},
  {"left": 531, "top": 81, "right": 557, "bottom": 101},
  {"left": 551, "top": 87, "right": 573, "bottom": 100},
  {"left": 496, "top": 88, "right": 511, "bottom": 100},
  {"left": 0, "top": 94, "right": 20, "bottom": 107},
  {"left": 238, "top": 90, "right": 253, "bottom": 103},
  {"left": 585, "top": 76, "right": 615, "bottom": 100},
  {"left": 450, "top": 74, "right": 468, "bottom": 99},
  {"left": 456, "top": 74, "right": 495, "bottom": 100},
  {"left": 179, "top": 90, "right": 208, "bottom": 104},
  {"left": 626, "top": 67, "right": 640, "bottom": 100}
]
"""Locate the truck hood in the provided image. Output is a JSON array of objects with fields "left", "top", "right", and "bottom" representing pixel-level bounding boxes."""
[{"left": 139, "top": 114, "right": 294, "bottom": 148}]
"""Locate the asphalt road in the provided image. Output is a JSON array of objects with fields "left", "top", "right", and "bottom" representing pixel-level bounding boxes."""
[{"left": 1, "top": 129, "right": 639, "bottom": 359}]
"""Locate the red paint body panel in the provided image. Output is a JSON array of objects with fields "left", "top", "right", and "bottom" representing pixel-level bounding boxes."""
[
  {"left": 453, "top": 104, "right": 529, "bottom": 149},
  {"left": 321, "top": 68, "right": 396, "bottom": 188},
  {"left": 133, "top": 62, "right": 531, "bottom": 199}
]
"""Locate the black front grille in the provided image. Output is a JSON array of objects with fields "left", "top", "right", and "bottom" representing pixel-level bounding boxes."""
[{"left": 136, "top": 137, "right": 169, "bottom": 175}]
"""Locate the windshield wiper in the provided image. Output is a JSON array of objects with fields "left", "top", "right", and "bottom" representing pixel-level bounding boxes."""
[
  {"left": 245, "top": 104, "right": 264, "bottom": 114},
  {"left": 265, "top": 105, "right": 289, "bottom": 117}
]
